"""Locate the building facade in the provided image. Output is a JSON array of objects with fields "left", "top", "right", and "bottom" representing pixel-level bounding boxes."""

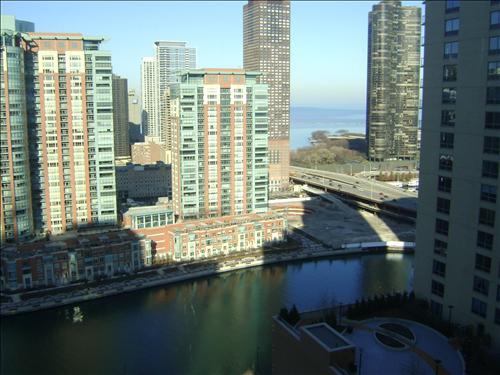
[
  {"left": 141, "top": 42, "right": 196, "bottom": 147},
  {"left": 140, "top": 56, "right": 158, "bottom": 137},
  {"left": 131, "top": 136, "right": 167, "bottom": 164},
  {"left": 1, "top": 18, "right": 35, "bottom": 244},
  {"left": 170, "top": 69, "right": 269, "bottom": 220},
  {"left": 243, "top": 0, "right": 291, "bottom": 191},
  {"left": 112, "top": 74, "right": 130, "bottom": 158},
  {"left": 116, "top": 161, "right": 172, "bottom": 200},
  {"left": 415, "top": 0, "right": 500, "bottom": 347},
  {"left": 129, "top": 212, "right": 286, "bottom": 262},
  {"left": 366, "top": 0, "right": 421, "bottom": 161},
  {"left": 26, "top": 33, "right": 117, "bottom": 235},
  {"left": 1, "top": 230, "right": 152, "bottom": 291}
]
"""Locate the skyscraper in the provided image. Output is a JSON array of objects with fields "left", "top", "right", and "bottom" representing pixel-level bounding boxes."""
[
  {"left": 25, "top": 33, "right": 117, "bottom": 235},
  {"left": 112, "top": 74, "right": 130, "bottom": 158},
  {"left": 415, "top": 0, "right": 499, "bottom": 347},
  {"left": 243, "top": 0, "right": 290, "bottom": 192},
  {"left": 366, "top": 0, "right": 421, "bottom": 161},
  {"left": 141, "top": 56, "right": 158, "bottom": 138},
  {"left": 141, "top": 41, "right": 196, "bottom": 148},
  {"left": 0, "top": 16, "right": 35, "bottom": 244},
  {"left": 171, "top": 69, "right": 269, "bottom": 220}
]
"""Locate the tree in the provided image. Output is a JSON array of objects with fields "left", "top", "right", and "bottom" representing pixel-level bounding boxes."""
[{"left": 288, "top": 304, "right": 301, "bottom": 326}]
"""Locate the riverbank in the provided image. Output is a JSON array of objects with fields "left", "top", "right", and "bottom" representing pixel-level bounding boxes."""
[{"left": 0, "top": 243, "right": 414, "bottom": 316}]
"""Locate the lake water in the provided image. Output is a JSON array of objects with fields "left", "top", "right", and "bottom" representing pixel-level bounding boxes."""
[
  {"left": 290, "top": 107, "right": 366, "bottom": 150},
  {"left": 1, "top": 254, "right": 413, "bottom": 375}
]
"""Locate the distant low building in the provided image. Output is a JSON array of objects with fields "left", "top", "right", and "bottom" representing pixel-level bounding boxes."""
[
  {"left": 131, "top": 136, "right": 168, "bottom": 164},
  {"left": 122, "top": 203, "right": 175, "bottom": 230},
  {"left": 115, "top": 161, "right": 172, "bottom": 200}
]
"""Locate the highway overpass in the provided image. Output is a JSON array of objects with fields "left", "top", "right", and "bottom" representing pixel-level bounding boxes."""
[{"left": 290, "top": 166, "right": 417, "bottom": 221}]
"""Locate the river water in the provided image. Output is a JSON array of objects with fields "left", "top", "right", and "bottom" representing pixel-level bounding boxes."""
[{"left": 1, "top": 254, "right": 413, "bottom": 375}]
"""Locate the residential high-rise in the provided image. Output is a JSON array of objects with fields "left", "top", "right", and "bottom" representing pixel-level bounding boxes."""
[
  {"left": 243, "top": 0, "right": 290, "bottom": 192},
  {"left": 171, "top": 69, "right": 268, "bottom": 220},
  {"left": 366, "top": 0, "right": 421, "bottom": 161},
  {"left": 141, "top": 42, "right": 196, "bottom": 148},
  {"left": 0, "top": 16, "right": 35, "bottom": 244},
  {"left": 415, "top": 0, "right": 500, "bottom": 348},
  {"left": 141, "top": 56, "right": 158, "bottom": 138},
  {"left": 25, "top": 33, "right": 117, "bottom": 235},
  {"left": 112, "top": 74, "right": 130, "bottom": 158}
]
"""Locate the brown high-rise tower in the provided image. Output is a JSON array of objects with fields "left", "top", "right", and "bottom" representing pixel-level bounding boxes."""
[{"left": 243, "top": 0, "right": 290, "bottom": 191}]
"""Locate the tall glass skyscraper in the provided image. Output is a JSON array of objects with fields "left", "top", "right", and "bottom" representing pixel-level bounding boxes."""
[
  {"left": 366, "top": 0, "right": 421, "bottom": 161},
  {"left": 243, "top": 0, "right": 290, "bottom": 192}
]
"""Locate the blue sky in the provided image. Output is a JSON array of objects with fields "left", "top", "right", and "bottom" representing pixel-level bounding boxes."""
[{"left": 2, "top": 1, "right": 422, "bottom": 110}]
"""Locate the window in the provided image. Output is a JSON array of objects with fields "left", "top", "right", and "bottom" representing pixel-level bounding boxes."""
[
  {"left": 480, "top": 184, "right": 497, "bottom": 203},
  {"left": 485, "top": 111, "right": 500, "bottom": 128},
  {"left": 473, "top": 276, "right": 490, "bottom": 296},
  {"left": 479, "top": 207, "right": 496, "bottom": 227},
  {"left": 442, "top": 88, "right": 457, "bottom": 104},
  {"left": 430, "top": 300, "right": 443, "bottom": 316},
  {"left": 434, "top": 239, "right": 448, "bottom": 256},
  {"left": 496, "top": 309, "right": 500, "bottom": 325},
  {"left": 482, "top": 160, "right": 498, "bottom": 179},
  {"left": 441, "top": 110, "right": 456, "bottom": 126},
  {"left": 435, "top": 218, "right": 449, "bottom": 236},
  {"left": 487, "top": 87, "right": 500, "bottom": 104},
  {"left": 445, "top": 18, "right": 460, "bottom": 35},
  {"left": 491, "top": 11, "right": 500, "bottom": 28},
  {"left": 490, "top": 36, "right": 500, "bottom": 54},
  {"left": 433, "top": 260, "right": 446, "bottom": 277},
  {"left": 477, "top": 230, "right": 494, "bottom": 250},
  {"left": 475, "top": 254, "right": 491, "bottom": 273},
  {"left": 439, "top": 154, "right": 454, "bottom": 171},
  {"left": 437, "top": 197, "right": 451, "bottom": 214},
  {"left": 484, "top": 136, "right": 500, "bottom": 154},
  {"left": 444, "top": 41, "right": 459, "bottom": 59},
  {"left": 497, "top": 285, "right": 500, "bottom": 302},
  {"left": 446, "top": 0, "right": 459, "bottom": 12},
  {"left": 488, "top": 62, "right": 500, "bottom": 80},
  {"left": 438, "top": 176, "right": 452, "bottom": 192},
  {"left": 432, "top": 280, "right": 445, "bottom": 297},
  {"left": 440, "top": 132, "right": 454, "bottom": 149},
  {"left": 471, "top": 298, "right": 487, "bottom": 318},
  {"left": 443, "top": 65, "right": 457, "bottom": 81}
]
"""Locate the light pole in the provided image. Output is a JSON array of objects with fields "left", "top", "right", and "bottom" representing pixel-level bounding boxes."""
[
  {"left": 434, "top": 359, "right": 442, "bottom": 375},
  {"left": 448, "top": 305, "right": 454, "bottom": 329}
]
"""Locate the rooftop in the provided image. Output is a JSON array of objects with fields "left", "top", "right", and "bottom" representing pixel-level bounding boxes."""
[{"left": 303, "top": 323, "right": 353, "bottom": 351}]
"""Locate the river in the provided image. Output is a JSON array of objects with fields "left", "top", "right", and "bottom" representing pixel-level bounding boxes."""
[{"left": 1, "top": 253, "right": 413, "bottom": 375}]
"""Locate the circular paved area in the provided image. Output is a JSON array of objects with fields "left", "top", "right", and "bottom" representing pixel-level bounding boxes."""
[{"left": 343, "top": 317, "right": 464, "bottom": 375}]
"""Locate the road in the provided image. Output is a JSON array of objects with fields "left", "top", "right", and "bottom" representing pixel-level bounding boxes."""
[{"left": 290, "top": 166, "right": 418, "bottom": 212}]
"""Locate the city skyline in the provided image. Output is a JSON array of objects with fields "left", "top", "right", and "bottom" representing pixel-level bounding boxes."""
[{"left": 2, "top": 0, "right": 422, "bottom": 110}]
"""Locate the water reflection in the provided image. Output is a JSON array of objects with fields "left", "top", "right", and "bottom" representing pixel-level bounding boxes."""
[{"left": 1, "top": 254, "right": 413, "bottom": 375}]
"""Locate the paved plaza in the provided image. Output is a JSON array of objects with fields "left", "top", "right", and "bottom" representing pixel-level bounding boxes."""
[{"left": 288, "top": 196, "right": 415, "bottom": 248}]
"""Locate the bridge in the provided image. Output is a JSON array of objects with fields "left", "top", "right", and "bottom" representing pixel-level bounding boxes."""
[{"left": 290, "top": 166, "right": 418, "bottom": 222}]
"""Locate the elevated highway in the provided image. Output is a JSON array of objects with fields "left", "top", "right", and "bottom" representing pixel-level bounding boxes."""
[{"left": 290, "top": 166, "right": 418, "bottom": 222}]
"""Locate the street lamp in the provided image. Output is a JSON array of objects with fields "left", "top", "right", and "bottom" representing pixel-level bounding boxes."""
[
  {"left": 448, "top": 305, "right": 454, "bottom": 329},
  {"left": 434, "top": 359, "right": 442, "bottom": 375}
]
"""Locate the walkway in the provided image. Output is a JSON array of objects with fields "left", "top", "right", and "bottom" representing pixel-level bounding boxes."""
[{"left": 343, "top": 317, "right": 464, "bottom": 375}]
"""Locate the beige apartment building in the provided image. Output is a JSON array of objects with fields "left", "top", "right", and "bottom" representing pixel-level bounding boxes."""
[{"left": 415, "top": 0, "right": 500, "bottom": 348}]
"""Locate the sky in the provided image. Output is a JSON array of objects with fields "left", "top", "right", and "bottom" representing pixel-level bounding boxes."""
[{"left": 2, "top": 0, "right": 422, "bottom": 110}]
